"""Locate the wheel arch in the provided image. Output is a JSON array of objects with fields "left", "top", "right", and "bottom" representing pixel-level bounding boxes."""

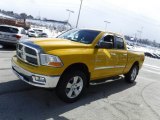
[
  {"left": 130, "top": 61, "right": 139, "bottom": 75},
  {"left": 59, "top": 63, "right": 90, "bottom": 87},
  {"left": 132, "top": 61, "right": 139, "bottom": 69}
]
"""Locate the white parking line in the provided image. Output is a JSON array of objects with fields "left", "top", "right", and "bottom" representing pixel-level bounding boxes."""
[
  {"left": 142, "top": 69, "right": 160, "bottom": 75},
  {"left": 144, "top": 64, "right": 160, "bottom": 69},
  {"left": 142, "top": 64, "right": 160, "bottom": 75},
  {"left": 143, "top": 64, "right": 160, "bottom": 71}
]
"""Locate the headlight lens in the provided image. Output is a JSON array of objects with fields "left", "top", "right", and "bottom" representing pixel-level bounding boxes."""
[{"left": 40, "top": 54, "right": 63, "bottom": 67}]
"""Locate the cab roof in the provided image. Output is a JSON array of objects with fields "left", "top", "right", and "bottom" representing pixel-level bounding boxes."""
[{"left": 79, "top": 28, "right": 123, "bottom": 38}]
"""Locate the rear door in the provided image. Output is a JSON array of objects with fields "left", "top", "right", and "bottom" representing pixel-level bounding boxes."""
[{"left": 113, "top": 36, "right": 127, "bottom": 75}]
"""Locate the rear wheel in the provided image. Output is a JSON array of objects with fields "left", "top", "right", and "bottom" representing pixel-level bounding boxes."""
[
  {"left": 125, "top": 65, "right": 139, "bottom": 83},
  {"left": 56, "top": 70, "right": 87, "bottom": 103}
]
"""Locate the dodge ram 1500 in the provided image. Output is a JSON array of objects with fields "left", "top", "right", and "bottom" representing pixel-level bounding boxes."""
[{"left": 12, "top": 29, "right": 145, "bottom": 102}]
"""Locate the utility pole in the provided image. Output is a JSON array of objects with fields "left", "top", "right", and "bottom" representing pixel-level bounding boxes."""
[
  {"left": 76, "top": 0, "right": 83, "bottom": 28},
  {"left": 104, "top": 20, "right": 111, "bottom": 31},
  {"left": 137, "top": 27, "right": 143, "bottom": 45},
  {"left": 66, "top": 9, "right": 74, "bottom": 25},
  {"left": 134, "top": 33, "right": 137, "bottom": 46},
  {"left": 136, "top": 30, "right": 141, "bottom": 45},
  {"left": 138, "top": 27, "right": 143, "bottom": 39}
]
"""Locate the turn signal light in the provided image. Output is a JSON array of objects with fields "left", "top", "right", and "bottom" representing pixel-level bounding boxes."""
[{"left": 48, "top": 62, "right": 63, "bottom": 67}]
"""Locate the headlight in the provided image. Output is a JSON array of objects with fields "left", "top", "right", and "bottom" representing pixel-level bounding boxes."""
[{"left": 40, "top": 54, "right": 63, "bottom": 67}]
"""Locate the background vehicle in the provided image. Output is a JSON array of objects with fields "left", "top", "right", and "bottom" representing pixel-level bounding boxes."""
[
  {"left": 152, "top": 53, "right": 160, "bottom": 59},
  {"left": 0, "top": 25, "right": 28, "bottom": 46},
  {"left": 38, "top": 32, "right": 48, "bottom": 37},
  {"left": 27, "top": 29, "right": 38, "bottom": 37},
  {"left": 12, "top": 29, "right": 145, "bottom": 103},
  {"left": 144, "top": 52, "right": 153, "bottom": 57},
  {"left": 144, "top": 52, "right": 160, "bottom": 59},
  {"left": 32, "top": 28, "right": 43, "bottom": 35}
]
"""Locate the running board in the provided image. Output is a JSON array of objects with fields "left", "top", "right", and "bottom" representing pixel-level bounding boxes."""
[{"left": 90, "top": 76, "right": 123, "bottom": 85}]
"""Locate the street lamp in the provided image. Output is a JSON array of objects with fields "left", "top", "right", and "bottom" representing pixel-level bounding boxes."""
[
  {"left": 66, "top": 9, "right": 74, "bottom": 24},
  {"left": 137, "top": 27, "right": 143, "bottom": 39},
  {"left": 104, "top": 20, "right": 111, "bottom": 31},
  {"left": 76, "top": 0, "right": 83, "bottom": 28}
]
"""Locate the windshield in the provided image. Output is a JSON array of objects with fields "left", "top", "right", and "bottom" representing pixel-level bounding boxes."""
[{"left": 57, "top": 29, "right": 100, "bottom": 44}]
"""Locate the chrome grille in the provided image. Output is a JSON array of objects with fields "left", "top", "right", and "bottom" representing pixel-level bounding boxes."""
[{"left": 16, "top": 43, "right": 40, "bottom": 66}]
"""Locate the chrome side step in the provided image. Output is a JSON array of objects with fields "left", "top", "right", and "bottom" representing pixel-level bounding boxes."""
[{"left": 90, "top": 76, "right": 123, "bottom": 85}]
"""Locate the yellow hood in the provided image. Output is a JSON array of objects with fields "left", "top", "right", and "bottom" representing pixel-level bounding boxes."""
[{"left": 31, "top": 38, "right": 90, "bottom": 52}]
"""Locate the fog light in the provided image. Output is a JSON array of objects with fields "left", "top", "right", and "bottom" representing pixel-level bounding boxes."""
[{"left": 32, "top": 75, "right": 46, "bottom": 84}]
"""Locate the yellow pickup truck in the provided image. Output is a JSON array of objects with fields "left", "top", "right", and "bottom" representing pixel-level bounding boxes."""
[{"left": 12, "top": 29, "right": 145, "bottom": 102}]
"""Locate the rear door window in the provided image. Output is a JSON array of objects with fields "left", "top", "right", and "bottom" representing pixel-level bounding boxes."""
[
  {"left": 114, "top": 36, "right": 125, "bottom": 49},
  {"left": 0, "top": 26, "right": 18, "bottom": 33}
]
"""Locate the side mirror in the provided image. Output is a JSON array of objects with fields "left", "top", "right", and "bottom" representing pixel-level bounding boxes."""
[{"left": 96, "top": 41, "right": 113, "bottom": 49}]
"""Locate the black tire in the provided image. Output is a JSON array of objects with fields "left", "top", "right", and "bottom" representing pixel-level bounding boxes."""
[
  {"left": 125, "top": 65, "right": 139, "bottom": 83},
  {"left": 56, "top": 70, "right": 87, "bottom": 103}
]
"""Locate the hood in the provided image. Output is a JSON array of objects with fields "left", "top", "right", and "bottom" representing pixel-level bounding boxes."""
[{"left": 30, "top": 38, "right": 90, "bottom": 52}]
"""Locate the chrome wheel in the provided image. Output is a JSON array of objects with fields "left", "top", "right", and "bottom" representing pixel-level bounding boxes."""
[
  {"left": 131, "top": 67, "right": 137, "bottom": 81},
  {"left": 65, "top": 76, "right": 83, "bottom": 99}
]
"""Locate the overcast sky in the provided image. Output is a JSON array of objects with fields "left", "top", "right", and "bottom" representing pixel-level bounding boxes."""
[{"left": 0, "top": 0, "right": 160, "bottom": 42}]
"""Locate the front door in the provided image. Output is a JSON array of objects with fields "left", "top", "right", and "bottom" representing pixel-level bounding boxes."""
[{"left": 92, "top": 34, "right": 118, "bottom": 80}]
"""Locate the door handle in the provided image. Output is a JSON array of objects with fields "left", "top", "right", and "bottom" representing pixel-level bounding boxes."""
[{"left": 110, "top": 53, "right": 116, "bottom": 56}]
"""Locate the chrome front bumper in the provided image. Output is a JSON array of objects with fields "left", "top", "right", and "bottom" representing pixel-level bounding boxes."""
[{"left": 12, "top": 61, "right": 60, "bottom": 88}]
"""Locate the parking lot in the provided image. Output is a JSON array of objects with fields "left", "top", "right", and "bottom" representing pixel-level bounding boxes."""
[{"left": 0, "top": 45, "right": 160, "bottom": 120}]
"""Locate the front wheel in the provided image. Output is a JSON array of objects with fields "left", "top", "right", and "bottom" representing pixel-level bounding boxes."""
[
  {"left": 56, "top": 70, "right": 87, "bottom": 103},
  {"left": 125, "top": 65, "right": 139, "bottom": 83}
]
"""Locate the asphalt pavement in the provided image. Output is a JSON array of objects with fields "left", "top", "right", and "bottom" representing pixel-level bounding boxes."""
[{"left": 0, "top": 46, "right": 160, "bottom": 120}]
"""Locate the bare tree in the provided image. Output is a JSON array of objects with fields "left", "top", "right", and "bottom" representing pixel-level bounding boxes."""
[{"left": 20, "top": 13, "right": 27, "bottom": 24}]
